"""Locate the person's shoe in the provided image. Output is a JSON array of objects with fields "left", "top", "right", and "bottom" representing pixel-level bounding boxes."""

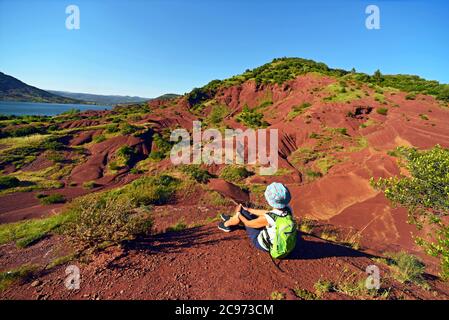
[
  {"left": 220, "top": 213, "right": 231, "bottom": 222},
  {"left": 218, "top": 221, "right": 232, "bottom": 232}
]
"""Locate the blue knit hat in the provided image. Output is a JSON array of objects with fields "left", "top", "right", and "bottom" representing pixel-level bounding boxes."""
[{"left": 264, "top": 182, "right": 291, "bottom": 209}]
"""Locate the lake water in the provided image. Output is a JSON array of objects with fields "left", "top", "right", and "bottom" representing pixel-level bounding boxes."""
[{"left": 0, "top": 101, "right": 112, "bottom": 116}]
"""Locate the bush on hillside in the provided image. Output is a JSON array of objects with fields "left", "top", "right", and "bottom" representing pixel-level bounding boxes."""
[
  {"left": 179, "top": 165, "right": 213, "bottom": 183},
  {"left": 371, "top": 145, "right": 449, "bottom": 279},
  {"left": 65, "top": 193, "right": 152, "bottom": 251},
  {"left": 149, "top": 132, "right": 173, "bottom": 160},
  {"left": 38, "top": 193, "right": 66, "bottom": 205},
  {"left": 117, "top": 174, "right": 179, "bottom": 206},
  {"left": 376, "top": 107, "right": 388, "bottom": 116},
  {"left": 0, "top": 176, "right": 20, "bottom": 190},
  {"left": 236, "top": 105, "right": 269, "bottom": 128},
  {"left": 219, "top": 165, "right": 253, "bottom": 183}
]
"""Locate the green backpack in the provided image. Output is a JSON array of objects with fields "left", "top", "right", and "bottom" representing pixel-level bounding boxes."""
[{"left": 266, "top": 211, "right": 297, "bottom": 259}]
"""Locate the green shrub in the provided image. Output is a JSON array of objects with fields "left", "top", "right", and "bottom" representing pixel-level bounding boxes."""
[
  {"left": 287, "top": 102, "right": 312, "bottom": 120},
  {"left": 116, "top": 145, "right": 136, "bottom": 167},
  {"left": 208, "top": 105, "right": 229, "bottom": 125},
  {"left": 119, "top": 174, "right": 179, "bottom": 206},
  {"left": 371, "top": 145, "right": 449, "bottom": 279},
  {"left": 39, "top": 193, "right": 66, "bottom": 205},
  {"left": 65, "top": 193, "right": 152, "bottom": 251},
  {"left": 0, "top": 176, "right": 20, "bottom": 190},
  {"left": 0, "top": 125, "right": 46, "bottom": 138},
  {"left": 405, "top": 93, "right": 416, "bottom": 100},
  {"left": 106, "top": 124, "right": 120, "bottom": 133},
  {"left": 376, "top": 108, "right": 388, "bottom": 116},
  {"left": 270, "top": 291, "right": 285, "bottom": 300},
  {"left": 235, "top": 105, "right": 269, "bottom": 128},
  {"left": 41, "top": 140, "right": 65, "bottom": 151},
  {"left": 186, "top": 80, "right": 221, "bottom": 108},
  {"left": 83, "top": 181, "right": 97, "bottom": 190},
  {"left": 108, "top": 161, "right": 121, "bottom": 171},
  {"left": 149, "top": 133, "right": 173, "bottom": 160},
  {"left": 46, "top": 151, "right": 65, "bottom": 163},
  {"left": 94, "top": 135, "right": 106, "bottom": 143},
  {"left": 121, "top": 123, "right": 139, "bottom": 135},
  {"left": 219, "top": 165, "right": 253, "bottom": 183},
  {"left": 166, "top": 219, "right": 187, "bottom": 232},
  {"left": 180, "top": 165, "right": 213, "bottom": 183},
  {"left": 385, "top": 251, "right": 426, "bottom": 284},
  {"left": 293, "top": 288, "right": 317, "bottom": 300},
  {"left": 305, "top": 169, "right": 322, "bottom": 180}
]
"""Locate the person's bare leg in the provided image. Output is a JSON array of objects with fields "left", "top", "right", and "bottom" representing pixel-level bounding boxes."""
[{"left": 224, "top": 213, "right": 241, "bottom": 227}]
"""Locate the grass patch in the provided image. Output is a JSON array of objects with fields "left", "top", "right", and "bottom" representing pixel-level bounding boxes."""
[
  {"left": 304, "top": 169, "right": 322, "bottom": 181},
  {"left": 286, "top": 102, "right": 312, "bottom": 121},
  {"left": 235, "top": 105, "right": 269, "bottom": 128},
  {"left": 114, "top": 174, "right": 179, "bottom": 207},
  {"left": 38, "top": 193, "right": 66, "bottom": 205},
  {"left": 314, "top": 279, "right": 333, "bottom": 297},
  {"left": 320, "top": 229, "right": 338, "bottom": 242},
  {"left": 299, "top": 218, "right": 316, "bottom": 233},
  {"left": 207, "top": 104, "right": 230, "bottom": 126},
  {"left": 219, "top": 165, "right": 253, "bottom": 183},
  {"left": 348, "top": 136, "right": 369, "bottom": 152},
  {"left": 270, "top": 291, "right": 285, "bottom": 300},
  {"left": 166, "top": 219, "right": 188, "bottom": 232},
  {"left": 0, "top": 213, "right": 71, "bottom": 247},
  {"left": 179, "top": 165, "right": 213, "bottom": 183},
  {"left": 0, "top": 264, "right": 38, "bottom": 291},
  {"left": 46, "top": 254, "right": 76, "bottom": 269},
  {"left": 82, "top": 181, "right": 97, "bottom": 190},
  {"left": 405, "top": 93, "right": 416, "bottom": 100},
  {"left": 360, "top": 119, "right": 377, "bottom": 128},
  {"left": 323, "top": 83, "right": 364, "bottom": 103},
  {"left": 376, "top": 107, "right": 388, "bottom": 116},
  {"left": 316, "top": 155, "right": 340, "bottom": 174},
  {"left": 201, "top": 190, "right": 233, "bottom": 207},
  {"left": 293, "top": 288, "right": 317, "bottom": 300},
  {"left": 384, "top": 251, "right": 427, "bottom": 285}
]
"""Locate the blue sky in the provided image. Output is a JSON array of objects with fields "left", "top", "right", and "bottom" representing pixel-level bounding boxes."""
[{"left": 0, "top": 0, "right": 448, "bottom": 97}]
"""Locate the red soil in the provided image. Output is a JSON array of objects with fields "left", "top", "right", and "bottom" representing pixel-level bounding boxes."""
[
  {"left": 2, "top": 225, "right": 448, "bottom": 300},
  {"left": 2, "top": 74, "right": 449, "bottom": 299},
  {"left": 207, "top": 178, "right": 249, "bottom": 204}
]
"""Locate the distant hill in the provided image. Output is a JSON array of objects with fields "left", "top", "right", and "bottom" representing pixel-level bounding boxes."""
[
  {"left": 154, "top": 93, "right": 181, "bottom": 101},
  {"left": 48, "top": 90, "right": 152, "bottom": 105},
  {"left": 0, "top": 72, "right": 83, "bottom": 104}
]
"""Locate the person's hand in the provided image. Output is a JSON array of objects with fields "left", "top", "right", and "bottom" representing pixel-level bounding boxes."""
[{"left": 235, "top": 203, "right": 242, "bottom": 214}]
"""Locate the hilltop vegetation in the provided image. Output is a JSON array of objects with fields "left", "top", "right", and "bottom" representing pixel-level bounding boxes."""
[{"left": 186, "top": 58, "right": 449, "bottom": 106}]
